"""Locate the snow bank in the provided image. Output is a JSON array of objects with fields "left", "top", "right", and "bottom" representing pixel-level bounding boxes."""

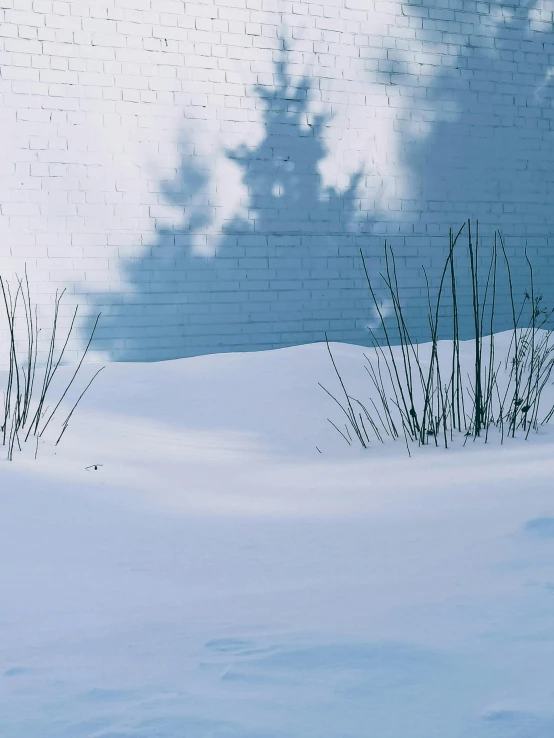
[{"left": 1, "top": 340, "right": 554, "bottom": 737}]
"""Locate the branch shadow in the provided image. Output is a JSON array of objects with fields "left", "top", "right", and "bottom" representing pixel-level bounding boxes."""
[{"left": 398, "top": 0, "right": 554, "bottom": 338}]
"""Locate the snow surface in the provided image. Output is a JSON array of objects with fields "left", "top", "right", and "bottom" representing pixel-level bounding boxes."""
[{"left": 2, "top": 338, "right": 554, "bottom": 737}]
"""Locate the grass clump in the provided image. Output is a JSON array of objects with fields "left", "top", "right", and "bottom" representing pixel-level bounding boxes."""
[
  {"left": 0, "top": 269, "right": 103, "bottom": 460},
  {"left": 321, "top": 221, "right": 554, "bottom": 454}
]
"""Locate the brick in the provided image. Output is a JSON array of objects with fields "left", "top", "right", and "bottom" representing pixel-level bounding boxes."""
[{"left": 5, "top": 9, "right": 43, "bottom": 26}]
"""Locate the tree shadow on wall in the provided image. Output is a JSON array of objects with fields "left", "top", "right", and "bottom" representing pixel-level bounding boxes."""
[
  {"left": 399, "top": 0, "right": 554, "bottom": 337},
  {"left": 85, "top": 59, "right": 378, "bottom": 361}
]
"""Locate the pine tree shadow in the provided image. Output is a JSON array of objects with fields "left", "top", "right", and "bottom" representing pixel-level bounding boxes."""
[
  {"left": 84, "top": 57, "right": 377, "bottom": 361},
  {"left": 399, "top": 0, "right": 554, "bottom": 338}
]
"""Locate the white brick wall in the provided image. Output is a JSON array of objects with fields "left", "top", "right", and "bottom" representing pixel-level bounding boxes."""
[{"left": 0, "top": 0, "right": 553, "bottom": 361}]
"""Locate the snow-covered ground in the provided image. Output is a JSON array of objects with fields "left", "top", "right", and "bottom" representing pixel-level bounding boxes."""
[{"left": 2, "top": 339, "right": 554, "bottom": 737}]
